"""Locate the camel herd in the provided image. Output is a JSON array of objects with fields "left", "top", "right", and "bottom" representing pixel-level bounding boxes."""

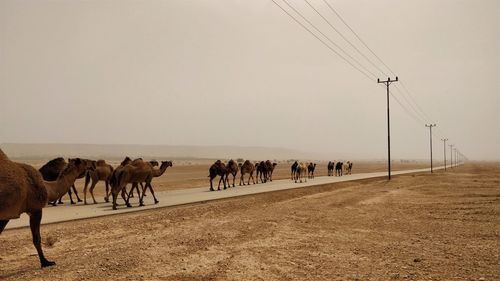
[
  {"left": 0, "top": 147, "right": 354, "bottom": 268},
  {"left": 208, "top": 160, "right": 278, "bottom": 191}
]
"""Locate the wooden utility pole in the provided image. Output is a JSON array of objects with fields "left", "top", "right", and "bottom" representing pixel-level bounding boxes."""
[
  {"left": 449, "top": 144, "right": 454, "bottom": 168},
  {"left": 425, "top": 124, "right": 436, "bottom": 173},
  {"left": 378, "top": 76, "right": 398, "bottom": 180},
  {"left": 441, "top": 138, "right": 448, "bottom": 171}
]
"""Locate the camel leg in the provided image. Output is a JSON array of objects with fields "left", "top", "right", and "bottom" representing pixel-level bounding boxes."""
[
  {"left": 239, "top": 174, "right": 244, "bottom": 186},
  {"left": 72, "top": 185, "right": 82, "bottom": 202},
  {"left": 217, "top": 176, "right": 223, "bottom": 190},
  {"left": 67, "top": 187, "right": 76, "bottom": 204},
  {"left": 89, "top": 181, "right": 98, "bottom": 204},
  {"left": 232, "top": 174, "right": 236, "bottom": 187},
  {"left": 123, "top": 185, "right": 134, "bottom": 208},
  {"left": 112, "top": 190, "right": 118, "bottom": 210},
  {"left": 104, "top": 181, "right": 110, "bottom": 202},
  {"left": 209, "top": 176, "right": 215, "bottom": 191},
  {"left": 0, "top": 220, "right": 9, "bottom": 233},
  {"left": 29, "top": 210, "right": 55, "bottom": 268},
  {"left": 83, "top": 177, "right": 90, "bottom": 205},
  {"left": 147, "top": 183, "right": 159, "bottom": 204},
  {"left": 140, "top": 183, "right": 147, "bottom": 197}
]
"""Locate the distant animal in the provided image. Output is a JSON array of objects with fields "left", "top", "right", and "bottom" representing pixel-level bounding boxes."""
[
  {"left": 239, "top": 160, "right": 255, "bottom": 186},
  {"left": 256, "top": 161, "right": 268, "bottom": 183},
  {"left": 265, "top": 160, "right": 278, "bottom": 182},
  {"left": 345, "top": 161, "right": 353, "bottom": 175},
  {"left": 209, "top": 160, "right": 227, "bottom": 191},
  {"left": 307, "top": 163, "right": 316, "bottom": 179},
  {"left": 0, "top": 148, "right": 56, "bottom": 268},
  {"left": 39, "top": 157, "right": 83, "bottom": 205},
  {"left": 83, "top": 159, "right": 114, "bottom": 204},
  {"left": 129, "top": 160, "right": 172, "bottom": 206},
  {"left": 335, "top": 162, "right": 343, "bottom": 176},
  {"left": 225, "top": 159, "right": 239, "bottom": 187},
  {"left": 294, "top": 162, "right": 308, "bottom": 183},
  {"left": 327, "top": 161, "right": 335, "bottom": 176},
  {"left": 290, "top": 161, "right": 298, "bottom": 180}
]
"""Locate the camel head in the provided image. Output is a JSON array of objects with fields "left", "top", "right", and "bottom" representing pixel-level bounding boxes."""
[
  {"left": 149, "top": 160, "right": 159, "bottom": 167},
  {"left": 160, "top": 161, "right": 173, "bottom": 169}
]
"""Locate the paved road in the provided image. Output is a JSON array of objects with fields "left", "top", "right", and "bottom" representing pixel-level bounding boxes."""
[{"left": 5, "top": 166, "right": 444, "bottom": 229}]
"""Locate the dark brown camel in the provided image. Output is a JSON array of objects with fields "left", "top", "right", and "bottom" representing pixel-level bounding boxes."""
[
  {"left": 256, "top": 161, "right": 269, "bottom": 183},
  {"left": 307, "top": 163, "right": 316, "bottom": 179},
  {"left": 335, "top": 162, "right": 343, "bottom": 176},
  {"left": 225, "top": 159, "right": 238, "bottom": 187},
  {"left": 209, "top": 160, "right": 227, "bottom": 191},
  {"left": 239, "top": 160, "right": 255, "bottom": 186},
  {"left": 0, "top": 148, "right": 55, "bottom": 268},
  {"left": 290, "top": 161, "right": 298, "bottom": 180},
  {"left": 39, "top": 157, "right": 83, "bottom": 204},
  {"left": 327, "top": 161, "right": 335, "bottom": 176},
  {"left": 265, "top": 160, "right": 278, "bottom": 182}
]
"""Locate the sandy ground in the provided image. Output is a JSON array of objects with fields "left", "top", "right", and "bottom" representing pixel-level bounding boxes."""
[{"left": 1, "top": 162, "right": 498, "bottom": 280}]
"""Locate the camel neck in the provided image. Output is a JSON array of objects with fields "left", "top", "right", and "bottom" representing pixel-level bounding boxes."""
[
  {"left": 0, "top": 149, "right": 8, "bottom": 161},
  {"left": 153, "top": 166, "right": 168, "bottom": 177}
]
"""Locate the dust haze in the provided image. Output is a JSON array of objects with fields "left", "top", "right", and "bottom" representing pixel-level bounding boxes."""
[{"left": 0, "top": 0, "right": 498, "bottom": 160}]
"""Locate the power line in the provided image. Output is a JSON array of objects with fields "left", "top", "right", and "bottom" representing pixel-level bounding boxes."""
[
  {"left": 322, "top": 0, "right": 436, "bottom": 126},
  {"left": 270, "top": 0, "right": 374, "bottom": 81},
  {"left": 303, "top": 0, "right": 389, "bottom": 77},
  {"left": 279, "top": 0, "right": 378, "bottom": 79}
]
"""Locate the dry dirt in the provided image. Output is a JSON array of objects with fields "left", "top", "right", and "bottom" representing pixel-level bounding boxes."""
[{"left": 1, "top": 162, "right": 499, "bottom": 280}]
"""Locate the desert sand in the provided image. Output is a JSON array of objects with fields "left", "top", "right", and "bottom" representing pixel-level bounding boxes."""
[{"left": 0, "top": 162, "right": 498, "bottom": 280}]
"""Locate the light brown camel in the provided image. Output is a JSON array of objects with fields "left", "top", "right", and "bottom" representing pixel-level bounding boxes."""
[
  {"left": 83, "top": 159, "right": 114, "bottom": 204},
  {"left": 209, "top": 160, "right": 227, "bottom": 191},
  {"left": 129, "top": 160, "right": 158, "bottom": 199},
  {"left": 225, "top": 159, "right": 238, "bottom": 187},
  {"left": 0, "top": 148, "right": 55, "bottom": 267},
  {"left": 239, "top": 160, "right": 255, "bottom": 186},
  {"left": 111, "top": 159, "right": 170, "bottom": 210},
  {"left": 44, "top": 158, "right": 93, "bottom": 206},
  {"left": 295, "top": 162, "right": 308, "bottom": 183},
  {"left": 265, "top": 160, "right": 278, "bottom": 182},
  {"left": 134, "top": 161, "right": 172, "bottom": 206}
]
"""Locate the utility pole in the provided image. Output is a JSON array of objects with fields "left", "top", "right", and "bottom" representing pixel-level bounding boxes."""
[
  {"left": 441, "top": 138, "right": 448, "bottom": 171},
  {"left": 425, "top": 124, "right": 437, "bottom": 173},
  {"left": 378, "top": 76, "right": 398, "bottom": 180},
  {"left": 449, "top": 144, "right": 454, "bottom": 168}
]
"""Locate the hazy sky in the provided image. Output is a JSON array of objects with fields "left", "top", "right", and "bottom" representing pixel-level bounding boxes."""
[{"left": 1, "top": 0, "right": 499, "bottom": 160}]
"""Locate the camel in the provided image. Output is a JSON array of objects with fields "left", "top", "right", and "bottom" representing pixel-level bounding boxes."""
[
  {"left": 44, "top": 158, "right": 94, "bottom": 206},
  {"left": 83, "top": 160, "right": 114, "bottom": 204},
  {"left": 39, "top": 157, "right": 83, "bottom": 204},
  {"left": 239, "top": 160, "right": 255, "bottom": 186},
  {"left": 307, "top": 163, "right": 317, "bottom": 179},
  {"left": 128, "top": 160, "right": 158, "bottom": 199},
  {"left": 294, "top": 162, "right": 308, "bottom": 183},
  {"left": 264, "top": 160, "right": 278, "bottom": 182},
  {"left": 0, "top": 148, "right": 55, "bottom": 267},
  {"left": 335, "top": 162, "right": 343, "bottom": 176},
  {"left": 327, "top": 161, "right": 335, "bottom": 176},
  {"left": 344, "top": 161, "right": 353, "bottom": 175},
  {"left": 209, "top": 160, "right": 227, "bottom": 191},
  {"left": 132, "top": 160, "right": 172, "bottom": 206},
  {"left": 225, "top": 159, "right": 238, "bottom": 187},
  {"left": 290, "top": 161, "right": 298, "bottom": 180},
  {"left": 111, "top": 159, "right": 168, "bottom": 210},
  {"left": 109, "top": 157, "right": 133, "bottom": 204},
  {"left": 256, "top": 161, "right": 268, "bottom": 183}
]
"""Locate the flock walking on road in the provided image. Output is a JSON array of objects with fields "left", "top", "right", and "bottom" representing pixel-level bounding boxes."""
[{"left": 0, "top": 146, "right": 354, "bottom": 268}]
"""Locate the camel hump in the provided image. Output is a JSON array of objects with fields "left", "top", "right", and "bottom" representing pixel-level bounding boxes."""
[{"left": 96, "top": 159, "right": 107, "bottom": 166}]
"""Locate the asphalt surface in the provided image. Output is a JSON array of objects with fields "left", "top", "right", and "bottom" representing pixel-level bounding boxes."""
[{"left": 5, "top": 166, "right": 444, "bottom": 229}]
